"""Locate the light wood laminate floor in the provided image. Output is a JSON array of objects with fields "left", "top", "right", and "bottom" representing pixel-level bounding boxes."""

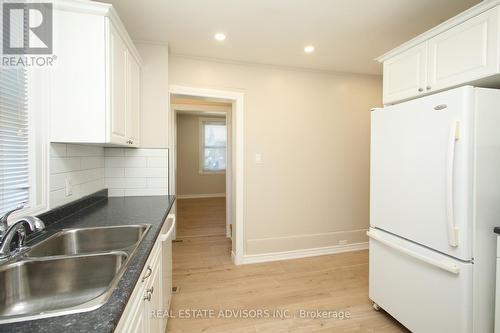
[
  {"left": 176, "top": 197, "right": 226, "bottom": 238},
  {"left": 167, "top": 198, "right": 408, "bottom": 333}
]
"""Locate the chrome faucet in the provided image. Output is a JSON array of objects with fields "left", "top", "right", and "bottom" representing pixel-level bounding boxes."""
[
  {"left": 0, "top": 205, "right": 24, "bottom": 238},
  {"left": 0, "top": 215, "right": 45, "bottom": 263}
]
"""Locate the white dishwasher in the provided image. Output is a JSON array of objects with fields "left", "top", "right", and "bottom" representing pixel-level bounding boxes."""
[
  {"left": 495, "top": 228, "right": 500, "bottom": 333},
  {"left": 160, "top": 214, "right": 175, "bottom": 331}
]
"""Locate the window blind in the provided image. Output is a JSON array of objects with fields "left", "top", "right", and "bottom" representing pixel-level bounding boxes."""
[
  {"left": 202, "top": 122, "right": 226, "bottom": 172},
  {"left": 0, "top": 66, "right": 29, "bottom": 215}
]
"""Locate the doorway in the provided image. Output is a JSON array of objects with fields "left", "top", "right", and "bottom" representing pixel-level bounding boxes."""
[
  {"left": 175, "top": 102, "right": 230, "bottom": 239},
  {"left": 169, "top": 86, "right": 244, "bottom": 264}
]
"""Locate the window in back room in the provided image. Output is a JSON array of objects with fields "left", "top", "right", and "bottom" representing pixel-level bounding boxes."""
[{"left": 200, "top": 119, "right": 226, "bottom": 173}]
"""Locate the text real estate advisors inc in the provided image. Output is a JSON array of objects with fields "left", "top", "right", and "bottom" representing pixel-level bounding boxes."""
[{"left": 151, "top": 308, "right": 352, "bottom": 320}]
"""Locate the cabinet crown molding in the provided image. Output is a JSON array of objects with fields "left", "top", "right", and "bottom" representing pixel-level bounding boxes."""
[{"left": 376, "top": 0, "right": 500, "bottom": 63}]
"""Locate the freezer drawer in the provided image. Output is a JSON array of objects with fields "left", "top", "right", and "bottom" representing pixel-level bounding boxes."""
[{"left": 368, "top": 229, "right": 472, "bottom": 333}]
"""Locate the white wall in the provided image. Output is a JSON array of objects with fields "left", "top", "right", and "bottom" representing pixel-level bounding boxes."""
[
  {"left": 136, "top": 42, "right": 169, "bottom": 148},
  {"left": 169, "top": 56, "right": 382, "bottom": 255},
  {"left": 49, "top": 143, "right": 105, "bottom": 208}
]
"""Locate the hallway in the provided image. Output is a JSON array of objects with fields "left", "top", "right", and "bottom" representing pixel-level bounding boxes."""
[
  {"left": 167, "top": 198, "right": 408, "bottom": 333},
  {"left": 176, "top": 197, "right": 226, "bottom": 238}
]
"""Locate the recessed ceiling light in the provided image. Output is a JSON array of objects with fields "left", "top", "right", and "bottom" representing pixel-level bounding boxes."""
[
  {"left": 214, "top": 33, "right": 226, "bottom": 41},
  {"left": 304, "top": 45, "right": 315, "bottom": 53}
]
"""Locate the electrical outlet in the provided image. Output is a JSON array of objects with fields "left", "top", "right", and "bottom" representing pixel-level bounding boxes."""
[
  {"left": 65, "top": 178, "right": 73, "bottom": 197},
  {"left": 338, "top": 239, "right": 348, "bottom": 245}
]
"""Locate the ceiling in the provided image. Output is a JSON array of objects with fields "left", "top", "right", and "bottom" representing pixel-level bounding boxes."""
[{"left": 101, "top": 0, "right": 481, "bottom": 75}]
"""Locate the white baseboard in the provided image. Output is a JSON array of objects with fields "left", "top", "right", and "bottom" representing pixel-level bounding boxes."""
[
  {"left": 177, "top": 193, "right": 226, "bottom": 199},
  {"left": 240, "top": 242, "right": 368, "bottom": 265},
  {"left": 246, "top": 229, "right": 368, "bottom": 254}
]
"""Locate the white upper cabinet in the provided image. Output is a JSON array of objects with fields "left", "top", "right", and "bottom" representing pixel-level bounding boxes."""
[
  {"left": 427, "top": 7, "right": 499, "bottom": 92},
  {"left": 50, "top": 9, "right": 107, "bottom": 143},
  {"left": 110, "top": 23, "right": 129, "bottom": 144},
  {"left": 383, "top": 43, "right": 427, "bottom": 104},
  {"left": 127, "top": 55, "right": 141, "bottom": 147},
  {"left": 378, "top": 2, "right": 500, "bottom": 105},
  {"left": 50, "top": 1, "right": 142, "bottom": 146}
]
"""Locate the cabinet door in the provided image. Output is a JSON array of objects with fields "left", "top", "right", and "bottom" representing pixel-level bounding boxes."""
[
  {"left": 427, "top": 7, "right": 499, "bottom": 92},
  {"left": 109, "top": 24, "right": 128, "bottom": 144},
  {"left": 115, "top": 279, "right": 147, "bottom": 333},
  {"left": 127, "top": 297, "right": 147, "bottom": 333},
  {"left": 50, "top": 10, "right": 107, "bottom": 143},
  {"left": 383, "top": 42, "right": 427, "bottom": 104},
  {"left": 161, "top": 225, "right": 173, "bottom": 331},
  {"left": 145, "top": 245, "right": 163, "bottom": 333},
  {"left": 127, "top": 56, "right": 141, "bottom": 147}
]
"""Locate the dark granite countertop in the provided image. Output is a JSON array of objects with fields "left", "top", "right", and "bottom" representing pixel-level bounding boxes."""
[{"left": 0, "top": 192, "right": 176, "bottom": 333}]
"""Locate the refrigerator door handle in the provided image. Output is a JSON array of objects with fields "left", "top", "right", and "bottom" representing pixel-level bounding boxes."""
[
  {"left": 367, "top": 230, "right": 460, "bottom": 274},
  {"left": 446, "top": 121, "right": 460, "bottom": 247}
]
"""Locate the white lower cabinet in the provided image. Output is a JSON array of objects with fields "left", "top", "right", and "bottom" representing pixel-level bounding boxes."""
[
  {"left": 144, "top": 245, "right": 163, "bottom": 333},
  {"left": 115, "top": 217, "right": 175, "bottom": 333},
  {"left": 124, "top": 279, "right": 148, "bottom": 333}
]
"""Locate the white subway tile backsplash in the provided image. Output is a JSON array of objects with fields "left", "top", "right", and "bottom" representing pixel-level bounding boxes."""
[
  {"left": 124, "top": 167, "right": 167, "bottom": 178},
  {"left": 105, "top": 167, "right": 125, "bottom": 178},
  {"left": 108, "top": 189, "right": 125, "bottom": 197},
  {"left": 50, "top": 146, "right": 168, "bottom": 203},
  {"left": 105, "top": 148, "right": 125, "bottom": 157},
  {"left": 81, "top": 179, "right": 105, "bottom": 196},
  {"left": 51, "top": 168, "right": 105, "bottom": 192},
  {"left": 105, "top": 156, "right": 148, "bottom": 168},
  {"left": 128, "top": 157, "right": 149, "bottom": 168},
  {"left": 50, "top": 157, "right": 81, "bottom": 174},
  {"left": 82, "top": 168, "right": 105, "bottom": 183},
  {"left": 104, "top": 148, "right": 168, "bottom": 197},
  {"left": 126, "top": 157, "right": 148, "bottom": 168},
  {"left": 67, "top": 144, "right": 104, "bottom": 157},
  {"left": 147, "top": 177, "right": 168, "bottom": 188},
  {"left": 50, "top": 173, "right": 66, "bottom": 191},
  {"left": 50, "top": 143, "right": 67, "bottom": 157},
  {"left": 81, "top": 156, "right": 105, "bottom": 170},
  {"left": 105, "top": 177, "right": 147, "bottom": 189},
  {"left": 124, "top": 188, "right": 168, "bottom": 196},
  {"left": 104, "top": 156, "right": 147, "bottom": 168},
  {"left": 49, "top": 184, "right": 82, "bottom": 208},
  {"left": 104, "top": 157, "right": 125, "bottom": 168},
  {"left": 124, "top": 148, "right": 168, "bottom": 157},
  {"left": 147, "top": 157, "right": 168, "bottom": 168},
  {"left": 49, "top": 144, "right": 105, "bottom": 209}
]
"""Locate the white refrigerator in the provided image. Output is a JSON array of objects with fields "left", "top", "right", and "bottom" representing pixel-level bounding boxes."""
[{"left": 369, "top": 86, "right": 500, "bottom": 333}]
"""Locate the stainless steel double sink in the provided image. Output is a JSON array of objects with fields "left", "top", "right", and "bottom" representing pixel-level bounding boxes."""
[{"left": 0, "top": 224, "right": 151, "bottom": 323}]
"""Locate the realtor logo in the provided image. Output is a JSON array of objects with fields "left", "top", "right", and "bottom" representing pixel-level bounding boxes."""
[{"left": 2, "top": 2, "right": 53, "bottom": 54}]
